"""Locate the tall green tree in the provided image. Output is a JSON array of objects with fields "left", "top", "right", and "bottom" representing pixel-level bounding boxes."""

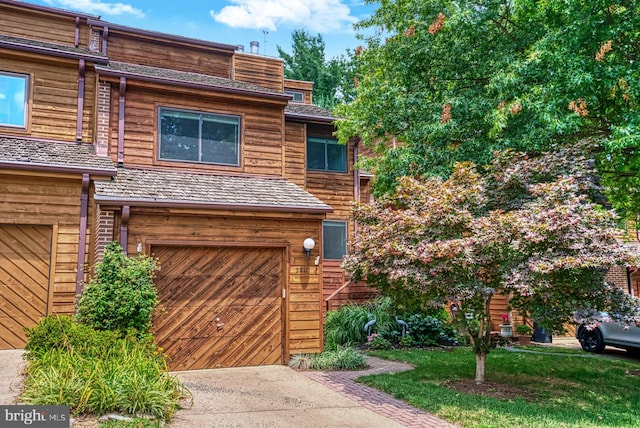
[
  {"left": 336, "top": 0, "right": 640, "bottom": 219},
  {"left": 344, "top": 143, "right": 640, "bottom": 383},
  {"left": 278, "top": 29, "right": 355, "bottom": 110}
]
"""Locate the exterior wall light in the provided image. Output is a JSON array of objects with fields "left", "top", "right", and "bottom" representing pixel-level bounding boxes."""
[{"left": 303, "top": 238, "right": 315, "bottom": 259}]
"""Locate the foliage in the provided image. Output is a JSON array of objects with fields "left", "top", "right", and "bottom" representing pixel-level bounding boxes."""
[
  {"left": 363, "top": 347, "right": 640, "bottom": 427},
  {"left": 367, "top": 334, "right": 393, "bottom": 350},
  {"left": 21, "top": 316, "right": 188, "bottom": 421},
  {"left": 289, "top": 347, "right": 368, "bottom": 371},
  {"left": 323, "top": 296, "right": 397, "bottom": 349},
  {"left": 336, "top": 0, "right": 640, "bottom": 221},
  {"left": 405, "top": 313, "right": 455, "bottom": 347},
  {"left": 515, "top": 324, "right": 533, "bottom": 335},
  {"left": 76, "top": 242, "right": 159, "bottom": 336},
  {"left": 277, "top": 29, "right": 355, "bottom": 110},
  {"left": 398, "top": 334, "right": 415, "bottom": 349},
  {"left": 343, "top": 143, "right": 640, "bottom": 382}
]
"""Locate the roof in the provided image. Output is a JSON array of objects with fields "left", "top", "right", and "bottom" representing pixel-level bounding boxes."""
[
  {"left": 285, "top": 103, "right": 337, "bottom": 122},
  {"left": 95, "top": 62, "right": 289, "bottom": 100},
  {"left": 0, "top": 136, "right": 117, "bottom": 175},
  {"left": 94, "top": 167, "right": 333, "bottom": 214},
  {"left": 0, "top": 34, "right": 108, "bottom": 63}
]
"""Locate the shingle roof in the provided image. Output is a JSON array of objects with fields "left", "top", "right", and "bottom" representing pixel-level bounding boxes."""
[
  {"left": 94, "top": 167, "right": 333, "bottom": 213},
  {"left": 285, "top": 103, "right": 337, "bottom": 122},
  {"left": 0, "top": 34, "right": 108, "bottom": 62},
  {"left": 95, "top": 62, "right": 288, "bottom": 99},
  {"left": 0, "top": 136, "right": 117, "bottom": 174}
]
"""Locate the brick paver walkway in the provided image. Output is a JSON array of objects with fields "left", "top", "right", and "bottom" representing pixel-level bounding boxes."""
[{"left": 301, "top": 357, "right": 457, "bottom": 428}]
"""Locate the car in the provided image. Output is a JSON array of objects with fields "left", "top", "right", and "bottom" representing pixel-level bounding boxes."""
[{"left": 576, "top": 314, "right": 640, "bottom": 354}]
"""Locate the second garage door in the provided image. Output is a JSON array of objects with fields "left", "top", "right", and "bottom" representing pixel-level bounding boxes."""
[{"left": 152, "top": 246, "right": 284, "bottom": 370}]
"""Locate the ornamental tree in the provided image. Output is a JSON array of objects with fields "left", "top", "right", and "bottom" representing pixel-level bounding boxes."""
[
  {"left": 336, "top": 0, "right": 640, "bottom": 220},
  {"left": 343, "top": 143, "right": 640, "bottom": 383}
]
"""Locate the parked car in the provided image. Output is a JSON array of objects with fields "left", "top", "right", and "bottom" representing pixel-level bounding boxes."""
[{"left": 576, "top": 313, "right": 640, "bottom": 354}]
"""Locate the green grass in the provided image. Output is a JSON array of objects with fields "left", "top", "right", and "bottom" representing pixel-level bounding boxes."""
[{"left": 364, "top": 347, "right": 640, "bottom": 427}]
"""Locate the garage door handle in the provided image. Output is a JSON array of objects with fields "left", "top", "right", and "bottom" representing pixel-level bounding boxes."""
[{"left": 217, "top": 323, "right": 224, "bottom": 330}]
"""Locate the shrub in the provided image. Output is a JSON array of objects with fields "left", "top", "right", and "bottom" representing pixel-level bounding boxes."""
[
  {"left": 76, "top": 242, "right": 159, "bottom": 336},
  {"left": 21, "top": 316, "right": 188, "bottom": 421},
  {"left": 368, "top": 334, "right": 393, "bottom": 350},
  {"left": 406, "top": 313, "right": 452, "bottom": 346},
  {"left": 309, "top": 347, "right": 368, "bottom": 370}
]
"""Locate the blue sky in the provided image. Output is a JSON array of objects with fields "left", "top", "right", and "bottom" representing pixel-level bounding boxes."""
[{"left": 27, "top": 0, "right": 376, "bottom": 59}]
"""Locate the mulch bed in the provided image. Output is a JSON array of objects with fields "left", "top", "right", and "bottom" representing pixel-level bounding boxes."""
[{"left": 444, "top": 380, "right": 536, "bottom": 401}]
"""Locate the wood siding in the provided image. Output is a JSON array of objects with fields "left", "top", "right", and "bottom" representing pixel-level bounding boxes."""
[
  {"left": 0, "top": 51, "right": 96, "bottom": 142},
  {"left": 0, "top": 224, "right": 51, "bottom": 349},
  {"left": 104, "top": 32, "right": 232, "bottom": 78},
  {"left": 0, "top": 172, "right": 87, "bottom": 315},
  {"left": 0, "top": 4, "right": 90, "bottom": 47},
  {"left": 284, "top": 79, "right": 313, "bottom": 105},
  {"left": 233, "top": 53, "right": 284, "bottom": 92},
  {"left": 284, "top": 122, "right": 306, "bottom": 187},
  {"left": 121, "top": 208, "right": 325, "bottom": 355},
  {"left": 153, "top": 246, "right": 284, "bottom": 370},
  {"left": 108, "top": 83, "right": 286, "bottom": 176}
]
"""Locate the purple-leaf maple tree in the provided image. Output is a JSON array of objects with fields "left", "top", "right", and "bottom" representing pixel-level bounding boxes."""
[{"left": 343, "top": 142, "right": 640, "bottom": 383}]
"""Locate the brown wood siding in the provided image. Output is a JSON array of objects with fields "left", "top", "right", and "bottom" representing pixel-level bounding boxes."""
[
  {"left": 0, "top": 224, "right": 51, "bottom": 349},
  {"left": 0, "top": 4, "right": 90, "bottom": 47},
  {"left": 153, "top": 246, "right": 283, "bottom": 370},
  {"left": 105, "top": 33, "right": 232, "bottom": 78},
  {"left": 123, "top": 208, "right": 324, "bottom": 356},
  {"left": 0, "top": 173, "right": 86, "bottom": 316},
  {"left": 284, "top": 79, "right": 313, "bottom": 105},
  {"left": 284, "top": 122, "right": 306, "bottom": 187},
  {"left": 0, "top": 51, "right": 95, "bottom": 142},
  {"left": 109, "top": 84, "right": 285, "bottom": 176},
  {"left": 233, "top": 53, "right": 284, "bottom": 92}
]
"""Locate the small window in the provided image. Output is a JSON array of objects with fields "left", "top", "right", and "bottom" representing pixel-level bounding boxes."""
[
  {"left": 307, "top": 137, "right": 347, "bottom": 172},
  {"left": 285, "top": 90, "right": 304, "bottom": 103},
  {"left": 323, "top": 220, "right": 347, "bottom": 260},
  {"left": 159, "top": 107, "right": 240, "bottom": 166},
  {"left": 0, "top": 72, "right": 28, "bottom": 128}
]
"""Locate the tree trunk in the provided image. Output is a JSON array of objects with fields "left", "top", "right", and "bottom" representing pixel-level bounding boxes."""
[{"left": 475, "top": 352, "right": 486, "bottom": 383}]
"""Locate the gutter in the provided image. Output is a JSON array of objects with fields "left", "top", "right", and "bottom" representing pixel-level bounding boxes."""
[
  {"left": 0, "top": 161, "right": 116, "bottom": 176},
  {"left": 117, "top": 77, "right": 126, "bottom": 165},
  {"left": 0, "top": 39, "right": 109, "bottom": 63},
  {"left": 75, "top": 173, "right": 90, "bottom": 296},
  {"left": 120, "top": 205, "right": 130, "bottom": 255},
  {"left": 93, "top": 196, "right": 333, "bottom": 214}
]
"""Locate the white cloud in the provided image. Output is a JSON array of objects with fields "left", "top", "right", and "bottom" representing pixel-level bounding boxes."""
[
  {"left": 47, "top": 0, "right": 145, "bottom": 18},
  {"left": 210, "top": 0, "right": 357, "bottom": 32}
]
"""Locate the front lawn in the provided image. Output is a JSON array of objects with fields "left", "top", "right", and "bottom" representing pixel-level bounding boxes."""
[{"left": 363, "top": 347, "right": 640, "bottom": 427}]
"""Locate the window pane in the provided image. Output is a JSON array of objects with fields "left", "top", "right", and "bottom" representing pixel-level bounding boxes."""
[
  {"left": 323, "top": 221, "right": 347, "bottom": 260},
  {"left": 0, "top": 73, "right": 27, "bottom": 128},
  {"left": 326, "top": 142, "right": 347, "bottom": 172},
  {"left": 201, "top": 116, "right": 239, "bottom": 165},
  {"left": 160, "top": 111, "right": 199, "bottom": 161},
  {"left": 307, "top": 140, "right": 326, "bottom": 170}
]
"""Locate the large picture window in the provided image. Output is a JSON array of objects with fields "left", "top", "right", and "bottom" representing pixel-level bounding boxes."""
[
  {"left": 0, "top": 72, "right": 28, "bottom": 128},
  {"left": 323, "top": 220, "right": 347, "bottom": 260},
  {"left": 159, "top": 108, "right": 240, "bottom": 166},
  {"left": 307, "top": 137, "right": 347, "bottom": 172}
]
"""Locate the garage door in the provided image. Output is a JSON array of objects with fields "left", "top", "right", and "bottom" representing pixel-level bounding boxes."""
[
  {"left": 0, "top": 225, "right": 51, "bottom": 349},
  {"left": 152, "top": 246, "right": 284, "bottom": 370}
]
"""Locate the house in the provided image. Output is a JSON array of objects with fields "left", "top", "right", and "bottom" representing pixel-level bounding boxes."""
[{"left": 0, "top": 0, "right": 374, "bottom": 370}]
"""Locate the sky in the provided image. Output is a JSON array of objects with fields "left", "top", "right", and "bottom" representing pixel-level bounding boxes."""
[{"left": 25, "top": 0, "right": 377, "bottom": 59}]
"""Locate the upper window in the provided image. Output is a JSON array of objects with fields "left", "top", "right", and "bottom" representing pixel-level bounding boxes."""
[
  {"left": 323, "top": 220, "right": 347, "bottom": 260},
  {"left": 307, "top": 137, "right": 347, "bottom": 172},
  {"left": 0, "top": 72, "right": 28, "bottom": 128},
  {"left": 285, "top": 90, "right": 304, "bottom": 103},
  {"left": 159, "top": 107, "right": 240, "bottom": 166}
]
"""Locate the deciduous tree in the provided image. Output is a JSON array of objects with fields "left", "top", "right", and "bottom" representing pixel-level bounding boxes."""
[{"left": 343, "top": 143, "right": 640, "bottom": 383}]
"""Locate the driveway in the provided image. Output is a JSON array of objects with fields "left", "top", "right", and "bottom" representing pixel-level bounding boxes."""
[{"left": 0, "top": 350, "right": 454, "bottom": 427}]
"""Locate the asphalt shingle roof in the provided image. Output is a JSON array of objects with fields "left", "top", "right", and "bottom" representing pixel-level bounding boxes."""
[
  {"left": 285, "top": 103, "right": 337, "bottom": 121},
  {"left": 0, "top": 136, "right": 116, "bottom": 174},
  {"left": 95, "top": 62, "right": 286, "bottom": 98},
  {"left": 94, "top": 167, "right": 333, "bottom": 213},
  {"left": 0, "top": 34, "right": 108, "bottom": 62}
]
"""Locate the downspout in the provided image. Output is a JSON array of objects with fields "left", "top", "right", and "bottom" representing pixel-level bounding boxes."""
[
  {"left": 76, "top": 59, "right": 85, "bottom": 142},
  {"left": 117, "top": 77, "right": 126, "bottom": 166},
  {"left": 627, "top": 267, "right": 634, "bottom": 296},
  {"left": 74, "top": 17, "right": 80, "bottom": 48},
  {"left": 120, "top": 205, "right": 130, "bottom": 255},
  {"left": 76, "top": 173, "right": 90, "bottom": 296},
  {"left": 353, "top": 139, "right": 360, "bottom": 238}
]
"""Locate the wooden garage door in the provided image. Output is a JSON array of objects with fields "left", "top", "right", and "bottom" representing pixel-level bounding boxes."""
[
  {"left": 0, "top": 225, "right": 51, "bottom": 350},
  {"left": 153, "top": 246, "right": 284, "bottom": 370}
]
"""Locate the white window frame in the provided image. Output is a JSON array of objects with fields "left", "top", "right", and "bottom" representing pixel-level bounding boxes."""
[{"left": 0, "top": 71, "right": 29, "bottom": 129}]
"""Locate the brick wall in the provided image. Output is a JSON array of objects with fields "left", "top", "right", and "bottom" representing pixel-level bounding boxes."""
[
  {"left": 95, "top": 81, "right": 111, "bottom": 156},
  {"left": 605, "top": 265, "right": 629, "bottom": 291},
  {"left": 94, "top": 207, "right": 114, "bottom": 263}
]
